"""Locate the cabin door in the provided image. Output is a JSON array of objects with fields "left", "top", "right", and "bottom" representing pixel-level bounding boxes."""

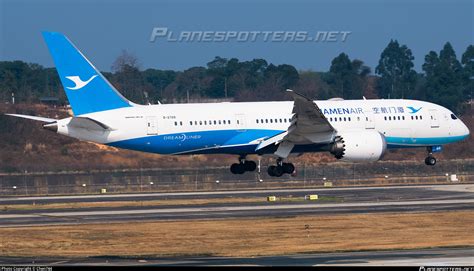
[
  {"left": 235, "top": 114, "right": 247, "bottom": 132},
  {"left": 364, "top": 111, "right": 375, "bottom": 129},
  {"left": 146, "top": 116, "right": 158, "bottom": 135},
  {"left": 429, "top": 109, "right": 440, "bottom": 128}
]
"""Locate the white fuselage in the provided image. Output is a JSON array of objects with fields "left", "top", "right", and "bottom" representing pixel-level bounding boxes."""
[{"left": 55, "top": 99, "right": 469, "bottom": 156}]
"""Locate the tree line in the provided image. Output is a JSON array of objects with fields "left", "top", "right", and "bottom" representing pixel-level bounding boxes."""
[{"left": 0, "top": 41, "right": 472, "bottom": 113}]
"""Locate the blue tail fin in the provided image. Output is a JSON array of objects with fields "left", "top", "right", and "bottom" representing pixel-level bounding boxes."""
[{"left": 42, "top": 32, "right": 132, "bottom": 115}]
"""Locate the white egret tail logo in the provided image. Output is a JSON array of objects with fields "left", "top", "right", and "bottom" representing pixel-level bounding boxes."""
[{"left": 65, "top": 75, "right": 98, "bottom": 90}]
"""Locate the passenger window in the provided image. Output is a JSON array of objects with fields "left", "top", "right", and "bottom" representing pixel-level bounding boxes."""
[
  {"left": 174, "top": 121, "right": 178, "bottom": 126},
  {"left": 451, "top": 114, "right": 458, "bottom": 120},
  {"left": 228, "top": 120, "right": 231, "bottom": 124},
  {"left": 411, "top": 116, "right": 414, "bottom": 120},
  {"left": 189, "top": 121, "right": 192, "bottom": 125},
  {"left": 420, "top": 116, "right": 422, "bottom": 120},
  {"left": 348, "top": 117, "right": 351, "bottom": 121},
  {"left": 214, "top": 120, "right": 217, "bottom": 125},
  {"left": 384, "top": 116, "right": 387, "bottom": 121},
  {"left": 223, "top": 120, "right": 226, "bottom": 124},
  {"left": 256, "top": 119, "right": 259, "bottom": 124}
]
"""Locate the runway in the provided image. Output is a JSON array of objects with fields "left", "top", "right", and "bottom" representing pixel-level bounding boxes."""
[
  {"left": 1, "top": 184, "right": 473, "bottom": 227},
  {"left": 2, "top": 183, "right": 473, "bottom": 204},
  {"left": 0, "top": 247, "right": 472, "bottom": 266}
]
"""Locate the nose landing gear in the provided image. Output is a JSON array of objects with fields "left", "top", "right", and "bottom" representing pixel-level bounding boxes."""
[{"left": 424, "top": 146, "right": 437, "bottom": 166}]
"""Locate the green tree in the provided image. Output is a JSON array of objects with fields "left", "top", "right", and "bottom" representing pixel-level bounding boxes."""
[
  {"left": 142, "top": 69, "right": 177, "bottom": 103},
  {"left": 422, "top": 42, "right": 464, "bottom": 112},
  {"left": 325, "top": 53, "right": 370, "bottom": 99},
  {"left": 375, "top": 40, "right": 417, "bottom": 99},
  {"left": 461, "top": 45, "right": 474, "bottom": 101},
  {"left": 110, "top": 50, "right": 146, "bottom": 104}
]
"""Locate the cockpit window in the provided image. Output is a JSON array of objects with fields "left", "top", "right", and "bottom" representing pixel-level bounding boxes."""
[{"left": 451, "top": 114, "right": 458, "bottom": 120}]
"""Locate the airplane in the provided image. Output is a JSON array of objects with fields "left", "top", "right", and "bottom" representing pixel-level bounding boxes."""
[{"left": 6, "top": 32, "right": 470, "bottom": 177}]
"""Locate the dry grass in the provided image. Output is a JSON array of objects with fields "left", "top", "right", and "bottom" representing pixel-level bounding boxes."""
[{"left": 0, "top": 211, "right": 473, "bottom": 258}]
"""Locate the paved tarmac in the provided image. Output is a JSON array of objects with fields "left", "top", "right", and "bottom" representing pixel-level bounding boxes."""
[
  {"left": 0, "top": 184, "right": 473, "bottom": 227},
  {"left": 0, "top": 247, "right": 472, "bottom": 266}
]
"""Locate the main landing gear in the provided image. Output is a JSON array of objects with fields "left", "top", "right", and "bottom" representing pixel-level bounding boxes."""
[
  {"left": 267, "top": 158, "right": 295, "bottom": 177},
  {"left": 230, "top": 156, "right": 257, "bottom": 174},
  {"left": 424, "top": 147, "right": 437, "bottom": 166}
]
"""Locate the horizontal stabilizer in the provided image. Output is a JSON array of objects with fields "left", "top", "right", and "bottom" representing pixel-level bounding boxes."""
[
  {"left": 5, "top": 114, "right": 57, "bottom": 123},
  {"left": 68, "top": 117, "right": 111, "bottom": 131}
]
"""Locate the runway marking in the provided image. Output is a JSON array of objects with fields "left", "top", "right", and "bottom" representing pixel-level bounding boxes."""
[
  {"left": 1, "top": 198, "right": 473, "bottom": 219},
  {"left": 1, "top": 184, "right": 473, "bottom": 202}
]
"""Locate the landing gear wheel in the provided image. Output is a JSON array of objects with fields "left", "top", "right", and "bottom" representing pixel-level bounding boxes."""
[
  {"left": 243, "top": 160, "right": 257, "bottom": 172},
  {"left": 425, "top": 156, "right": 436, "bottom": 166},
  {"left": 267, "top": 166, "right": 276, "bottom": 177},
  {"left": 267, "top": 165, "right": 284, "bottom": 177},
  {"left": 282, "top": 163, "right": 295, "bottom": 174},
  {"left": 230, "top": 163, "right": 245, "bottom": 174}
]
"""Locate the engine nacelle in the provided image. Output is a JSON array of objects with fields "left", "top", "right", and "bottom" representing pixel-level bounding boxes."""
[{"left": 330, "top": 130, "right": 387, "bottom": 162}]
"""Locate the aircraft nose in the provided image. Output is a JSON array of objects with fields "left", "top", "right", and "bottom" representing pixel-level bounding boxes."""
[{"left": 460, "top": 121, "right": 470, "bottom": 138}]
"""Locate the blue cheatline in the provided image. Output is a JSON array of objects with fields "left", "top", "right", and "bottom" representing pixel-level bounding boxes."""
[
  {"left": 108, "top": 129, "right": 469, "bottom": 155},
  {"left": 42, "top": 31, "right": 132, "bottom": 116},
  {"left": 107, "top": 129, "right": 283, "bottom": 155},
  {"left": 385, "top": 135, "right": 469, "bottom": 146}
]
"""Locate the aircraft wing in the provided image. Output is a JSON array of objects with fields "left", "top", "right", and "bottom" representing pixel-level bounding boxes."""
[{"left": 256, "top": 89, "right": 337, "bottom": 158}]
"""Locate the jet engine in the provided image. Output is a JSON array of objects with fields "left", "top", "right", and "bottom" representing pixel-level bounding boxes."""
[{"left": 330, "top": 130, "right": 387, "bottom": 162}]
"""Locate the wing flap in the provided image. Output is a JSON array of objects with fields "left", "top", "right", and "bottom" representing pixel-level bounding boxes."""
[{"left": 255, "top": 131, "right": 288, "bottom": 151}]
